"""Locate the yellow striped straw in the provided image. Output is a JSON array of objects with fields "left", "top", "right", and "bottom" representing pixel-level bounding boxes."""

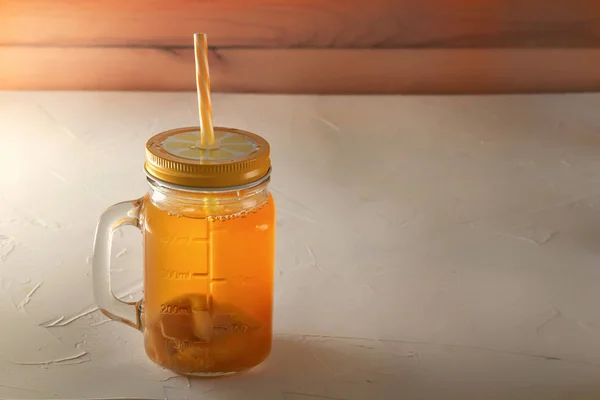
[{"left": 194, "top": 33, "right": 215, "bottom": 146}]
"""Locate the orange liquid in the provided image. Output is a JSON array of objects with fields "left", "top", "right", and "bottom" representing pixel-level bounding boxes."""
[{"left": 141, "top": 192, "right": 275, "bottom": 375}]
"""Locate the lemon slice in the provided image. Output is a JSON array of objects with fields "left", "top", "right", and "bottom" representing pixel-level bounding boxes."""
[{"left": 162, "top": 129, "right": 257, "bottom": 161}]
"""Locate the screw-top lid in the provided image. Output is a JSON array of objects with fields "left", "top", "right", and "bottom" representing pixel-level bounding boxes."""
[{"left": 145, "top": 126, "right": 271, "bottom": 189}]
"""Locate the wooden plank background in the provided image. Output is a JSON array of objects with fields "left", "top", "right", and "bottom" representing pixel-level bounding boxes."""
[{"left": 2, "top": 0, "right": 600, "bottom": 93}]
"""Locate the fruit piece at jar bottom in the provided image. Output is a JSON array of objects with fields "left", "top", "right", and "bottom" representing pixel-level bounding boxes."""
[{"left": 143, "top": 293, "right": 271, "bottom": 374}]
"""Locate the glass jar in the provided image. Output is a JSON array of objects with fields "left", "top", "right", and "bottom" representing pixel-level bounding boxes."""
[{"left": 93, "top": 127, "right": 275, "bottom": 376}]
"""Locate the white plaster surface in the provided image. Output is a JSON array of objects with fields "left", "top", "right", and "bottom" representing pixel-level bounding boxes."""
[{"left": 1, "top": 91, "right": 600, "bottom": 399}]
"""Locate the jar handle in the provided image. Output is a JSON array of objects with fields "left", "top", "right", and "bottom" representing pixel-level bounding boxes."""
[{"left": 92, "top": 199, "right": 143, "bottom": 329}]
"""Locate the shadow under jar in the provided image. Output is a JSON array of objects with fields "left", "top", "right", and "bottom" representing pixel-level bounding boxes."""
[{"left": 92, "top": 127, "right": 275, "bottom": 376}]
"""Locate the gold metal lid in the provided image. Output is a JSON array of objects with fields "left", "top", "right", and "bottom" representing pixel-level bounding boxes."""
[{"left": 145, "top": 126, "right": 271, "bottom": 189}]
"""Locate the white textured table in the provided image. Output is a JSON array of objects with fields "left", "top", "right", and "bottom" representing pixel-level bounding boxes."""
[{"left": 1, "top": 92, "right": 600, "bottom": 400}]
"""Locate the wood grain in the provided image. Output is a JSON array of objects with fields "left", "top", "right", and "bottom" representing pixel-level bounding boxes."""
[
  {"left": 3, "top": 47, "right": 600, "bottom": 93},
  {"left": 2, "top": 0, "right": 600, "bottom": 48},
  {"left": 3, "top": 0, "right": 600, "bottom": 92}
]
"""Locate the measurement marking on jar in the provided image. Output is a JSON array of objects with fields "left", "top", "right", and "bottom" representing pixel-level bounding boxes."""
[
  {"left": 160, "top": 269, "right": 191, "bottom": 280},
  {"left": 165, "top": 338, "right": 190, "bottom": 349},
  {"left": 159, "top": 236, "right": 208, "bottom": 245},
  {"left": 191, "top": 273, "right": 207, "bottom": 279},
  {"left": 160, "top": 304, "right": 191, "bottom": 315},
  {"left": 231, "top": 323, "right": 250, "bottom": 333},
  {"left": 164, "top": 339, "right": 214, "bottom": 366},
  {"left": 165, "top": 338, "right": 205, "bottom": 349}
]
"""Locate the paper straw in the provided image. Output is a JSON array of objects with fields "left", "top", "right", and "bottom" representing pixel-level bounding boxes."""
[{"left": 194, "top": 33, "right": 215, "bottom": 146}]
